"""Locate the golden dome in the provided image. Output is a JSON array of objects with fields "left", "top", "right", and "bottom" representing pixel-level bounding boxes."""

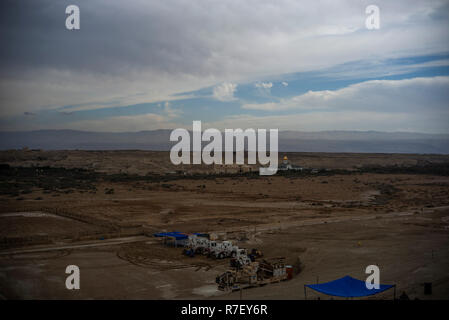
[{"left": 283, "top": 156, "right": 288, "bottom": 161}]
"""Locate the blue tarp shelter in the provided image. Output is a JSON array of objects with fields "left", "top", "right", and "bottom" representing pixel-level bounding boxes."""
[
  {"left": 153, "top": 232, "right": 209, "bottom": 240},
  {"left": 153, "top": 231, "right": 189, "bottom": 240},
  {"left": 153, "top": 231, "right": 210, "bottom": 247},
  {"left": 304, "top": 275, "right": 395, "bottom": 299},
  {"left": 153, "top": 231, "right": 189, "bottom": 247}
]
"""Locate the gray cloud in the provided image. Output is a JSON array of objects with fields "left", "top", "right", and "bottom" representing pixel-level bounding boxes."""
[
  {"left": 3, "top": 0, "right": 449, "bottom": 77},
  {"left": 1, "top": 0, "right": 449, "bottom": 123}
]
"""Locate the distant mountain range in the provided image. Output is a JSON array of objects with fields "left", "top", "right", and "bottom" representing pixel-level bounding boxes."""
[{"left": 1, "top": 129, "right": 449, "bottom": 154}]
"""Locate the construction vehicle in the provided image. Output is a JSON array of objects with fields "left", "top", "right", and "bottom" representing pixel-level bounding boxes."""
[
  {"left": 216, "top": 257, "right": 290, "bottom": 291},
  {"left": 216, "top": 271, "right": 236, "bottom": 291},
  {"left": 248, "top": 248, "right": 263, "bottom": 261},
  {"left": 216, "top": 262, "right": 259, "bottom": 291},
  {"left": 187, "top": 235, "right": 210, "bottom": 254},
  {"left": 186, "top": 236, "right": 233, "bottom": 258},
  {"left": 207, "top": 240, "right": 238, "bottom": 259},
  {"left": 230, "top": 248, "right": 252, "bottom": 268},
  {"left": 182, "top": 234, "right": 263, "bottom": 265}
]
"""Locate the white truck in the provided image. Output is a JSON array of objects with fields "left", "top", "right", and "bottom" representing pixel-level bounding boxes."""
[
  {"left": 187, "top": 235, "right": 210, "bottom": 254},
  {"left": 208, "top": 240, "right": 243, "bottom": 259},
  {"left": 186, "top": 235, "right": 252, "bottom": 263},
  {"left": 230, "top": 248, "right": 252, "bottom": 267}
]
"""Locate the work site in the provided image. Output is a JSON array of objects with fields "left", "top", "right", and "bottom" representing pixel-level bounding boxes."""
[{"left": 0, "top": 150, "right": 448, "bottom": 300}]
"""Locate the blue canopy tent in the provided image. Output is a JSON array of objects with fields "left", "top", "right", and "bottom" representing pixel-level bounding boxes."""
[
  {"left": 153, "top": 231, "right": 189, "bottom": 247},
  {"left": 304, "top": 275, "right": 396, "bottom": 299},
  {"left": 153, "top": 231, "right": 189, "bottom": 240},
  {"left": 153, "top": 231, "right": 210, "bottom": 247}
]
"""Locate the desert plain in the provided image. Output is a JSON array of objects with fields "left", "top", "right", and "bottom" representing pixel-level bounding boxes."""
[{"left": 0, "top": 150, "right": 448, "bottom": 299}]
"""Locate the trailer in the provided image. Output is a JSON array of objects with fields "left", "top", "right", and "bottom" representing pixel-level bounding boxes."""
[{"left": 216, "top": 257, "right": 292, "bottom": 291}]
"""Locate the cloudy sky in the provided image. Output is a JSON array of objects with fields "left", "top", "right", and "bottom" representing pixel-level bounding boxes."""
[{"left": 1, "top": 0, "right": 449, "bottom": 133}]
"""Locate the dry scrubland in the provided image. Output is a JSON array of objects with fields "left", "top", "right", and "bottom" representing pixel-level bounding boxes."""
[{"left": 0, "top": 150, "right": 449, "bottom": 299}]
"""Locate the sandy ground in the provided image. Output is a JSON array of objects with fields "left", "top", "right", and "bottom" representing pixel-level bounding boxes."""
[
  {"left": 1, "top": 206, "right": 448, "bottom": 300},
  {"left": 0, "top": 151, "right": 448, "bottom": 299}
]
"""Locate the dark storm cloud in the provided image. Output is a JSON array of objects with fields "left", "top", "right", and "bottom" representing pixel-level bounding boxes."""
[
  {"left": 2, "top": 0, "right": 448, "bottom": 78},
  {"left": 0, "top": 0, "right": 215, "bottom": 76}
]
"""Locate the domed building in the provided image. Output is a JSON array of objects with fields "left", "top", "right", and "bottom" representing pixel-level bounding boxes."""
[
  {"left": 280, "top": 155, "right": 293, "bottom": 170},
  {"left": 279, "top": 155, "right": 302, "bottom": 171}
]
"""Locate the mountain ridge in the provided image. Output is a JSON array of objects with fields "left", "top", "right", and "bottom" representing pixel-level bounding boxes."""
[{"left": 1, "top": 129, "right": 448, "bottom": 154}]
